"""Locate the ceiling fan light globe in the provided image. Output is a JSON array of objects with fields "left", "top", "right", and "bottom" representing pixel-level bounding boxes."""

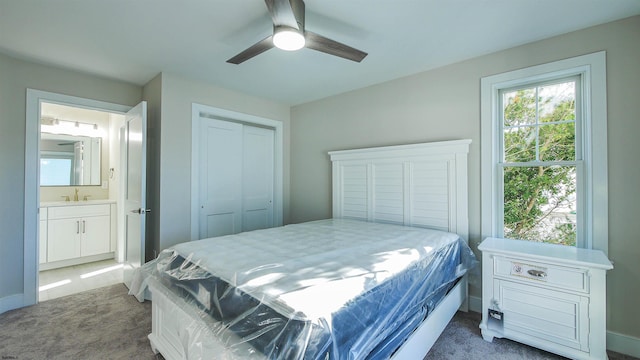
[{"left": 273, "top": 28, "right": 305, "bottom": 51}]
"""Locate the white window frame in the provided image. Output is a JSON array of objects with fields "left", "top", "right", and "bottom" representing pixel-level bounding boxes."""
[{"left": 481, "top": 52, "right": 608, "bottom": 253}]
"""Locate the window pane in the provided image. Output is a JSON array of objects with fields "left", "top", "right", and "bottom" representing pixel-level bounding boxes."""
[
  {"left": 504, "top": 126, "right": 536, "bottom": 162},
  {"left": 41, "top": 158, "right": 73, "bottom": 186},
  {"left": 502, "top": 81, "right": 577, "bottom": 164},
  {"left": 539, "top": 122, "right": 575, "bottom": 161},
  {"left": 538, "top": 81, "right": 576, "bottom": 122},
  {"left": 503, "top": 165, "right": 576, "bottom": 246},
  {"left": 503, "top": 88, "right": 536, "bottom": 127}
]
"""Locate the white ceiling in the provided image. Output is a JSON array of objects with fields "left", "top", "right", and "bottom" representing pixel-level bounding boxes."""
[{"left": 1, "top": 1, "right": 639, "bottom": 105}]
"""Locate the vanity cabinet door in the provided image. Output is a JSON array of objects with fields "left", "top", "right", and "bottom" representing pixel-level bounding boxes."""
[
  {"left": 81, "top": 215, "right": 111, "bottom": 257},
  {"left": 47, "top": 218, "right": 82, "bottom": 262}
]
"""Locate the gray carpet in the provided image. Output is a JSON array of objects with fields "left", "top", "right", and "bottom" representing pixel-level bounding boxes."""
[
  {"left": 0, "top": 284, "right": 636, "bottom": 360},
  {"left": 0, "top": 284, "right": 158, "bottom": 360}
]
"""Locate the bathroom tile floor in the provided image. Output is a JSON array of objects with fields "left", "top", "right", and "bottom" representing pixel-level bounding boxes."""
[{"left": 38, "top": 259, "right": 124, "bottom": 302}]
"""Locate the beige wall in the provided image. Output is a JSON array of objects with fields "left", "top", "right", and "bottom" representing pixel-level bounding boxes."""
[
  {"left": 0, "top": 52, "right": 141, "bottom": 300},
  {"left": 144, "top": 72, "right": 291, "bottom": 257},
  {"left": 290, "top": 16, "right": 640, "bottom": 339}
]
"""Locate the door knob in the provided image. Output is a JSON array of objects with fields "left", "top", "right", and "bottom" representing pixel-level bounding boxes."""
[{"left": 131, "top": 208, "right": 151, "bottom": 214}]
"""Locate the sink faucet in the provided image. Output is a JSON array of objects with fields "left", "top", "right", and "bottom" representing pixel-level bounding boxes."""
[{"left": 74, "top": 188, "right": 79, "bottom": 202}]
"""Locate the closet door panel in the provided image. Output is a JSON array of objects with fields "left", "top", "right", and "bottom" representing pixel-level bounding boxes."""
[
  {"left": 199, "top": 119, "right": 242, "bottom": 238},
  {"left": 242, "top": 126, "right": 275, "bottom": 232}
]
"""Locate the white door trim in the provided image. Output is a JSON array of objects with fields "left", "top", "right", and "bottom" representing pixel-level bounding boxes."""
[
  {"left": 23, "top": 89, "right": 130, "bottom": 308},
  {"left": 191, "top": 103, "right": 284, "bottom": 240}
]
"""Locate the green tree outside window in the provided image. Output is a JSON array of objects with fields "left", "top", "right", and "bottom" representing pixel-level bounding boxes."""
[{"left": 501, "top": 80, "right": 578, "bottom": 246}]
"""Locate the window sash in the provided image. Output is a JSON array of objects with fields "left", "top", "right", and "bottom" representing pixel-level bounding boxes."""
[
  {"left": 496, "top": 76, "right": 585, "bottom": 247},
  {"left": 498, "top": 76, "right": 582, "bottom": 164},
  {"left": 497, "top": 160, "right": 585, "bottom": 247}
]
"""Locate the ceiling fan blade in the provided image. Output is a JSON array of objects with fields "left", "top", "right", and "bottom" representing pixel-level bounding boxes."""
[
  {"left": 305, "top": 31, "right": 367, "bottom": 62},
  {"left": 226, "top": 36, "right": 274, "bottom": 64},
  {"left": 264, "top": 0, "right": 302, "bottom": 29}
]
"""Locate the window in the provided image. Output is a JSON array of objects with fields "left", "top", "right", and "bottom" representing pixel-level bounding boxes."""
[
  {"left": 481, "top": 52, "right": 608, "bottom": 251},
  {"left": 40, "top": 154, "right": 74, "bottom": 186},
  {"left": 501, "top": 78, "right": 579, "bottom": 245}
]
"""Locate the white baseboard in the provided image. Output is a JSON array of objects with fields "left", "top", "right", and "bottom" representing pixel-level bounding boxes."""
[
  {"left": 0, "top": 293, "right": 25, "bottom": 315},
  {"left": 607, "top": 330, "right": 640, "bottom": 358},
  {"left": 39, "top": 252, "right": 115, "bottom": 271}
]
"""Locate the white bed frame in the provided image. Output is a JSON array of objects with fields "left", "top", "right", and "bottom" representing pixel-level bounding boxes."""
[{"left": 147, "top": 139, "right": 472, "bottom": 360}]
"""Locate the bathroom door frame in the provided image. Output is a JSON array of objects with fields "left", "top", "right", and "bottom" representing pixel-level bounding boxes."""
[{"left": 24, "top": 89, "right": 131, "bottom": 307}]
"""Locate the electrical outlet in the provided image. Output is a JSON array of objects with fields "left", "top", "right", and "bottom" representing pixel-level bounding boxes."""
[{"left": 102, "top": 180, "right": 108, "bottom": 189}]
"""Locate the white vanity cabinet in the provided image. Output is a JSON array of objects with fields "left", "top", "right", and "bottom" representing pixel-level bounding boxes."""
[
  {"left": 41, "top": 201, "right": 115, "bottom": 270},
  {"left": 478, "top": 237, "right": 613, "bottom": 360}
]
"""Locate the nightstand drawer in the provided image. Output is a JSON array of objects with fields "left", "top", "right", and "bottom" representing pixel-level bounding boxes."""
[{"left": 493, "top": 256, "right": 589, "bottom": 293}]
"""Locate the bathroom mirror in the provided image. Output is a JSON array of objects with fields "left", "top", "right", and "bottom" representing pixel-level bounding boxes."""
[{"left": 40, "top": 132, "right": 102, "bottom": 186}]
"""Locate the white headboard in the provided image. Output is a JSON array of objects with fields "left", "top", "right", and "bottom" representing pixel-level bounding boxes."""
[{"left": 329, "top": 140, "right": 471, "bottom": 242}]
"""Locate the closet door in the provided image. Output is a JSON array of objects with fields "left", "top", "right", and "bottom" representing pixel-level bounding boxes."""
[
  {"left": 198, "top": 118, "right": 275, "bottom": 238},
  {"left": 199, "top": 119, "right": 243, "bottom": 238}
]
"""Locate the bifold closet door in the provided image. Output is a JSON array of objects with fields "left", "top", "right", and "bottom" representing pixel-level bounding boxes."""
[{"left": 199, "top": 118, "right": 274, "bottom": 238}]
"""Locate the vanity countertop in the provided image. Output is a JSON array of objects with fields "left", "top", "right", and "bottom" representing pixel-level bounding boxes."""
[{"left": 40, "top": 199, "right": 116, "bottom": 207}]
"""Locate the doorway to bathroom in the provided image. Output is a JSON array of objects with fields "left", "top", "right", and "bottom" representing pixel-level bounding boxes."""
[
  {"left": 38, "top": 101, "right": 125, "bottom": 301},
  {"left": 24, "top": 89, "right": 147, "bottom": 304}
]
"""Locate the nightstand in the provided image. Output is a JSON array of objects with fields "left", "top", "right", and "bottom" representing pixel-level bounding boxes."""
[{"left": 478, "top": 237, "right": 613, "bottom": 360}]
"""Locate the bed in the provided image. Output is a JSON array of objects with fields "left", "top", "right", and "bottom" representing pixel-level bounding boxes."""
[{"left": 130, "top": 139, "right": 474, "bottom": 360}]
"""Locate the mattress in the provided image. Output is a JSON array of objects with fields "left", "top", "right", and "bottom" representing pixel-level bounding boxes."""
[{"left": 130, "top": 219, "right": 476, "bottom": 359}]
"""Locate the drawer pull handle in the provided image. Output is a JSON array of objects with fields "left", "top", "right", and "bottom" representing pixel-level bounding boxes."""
[{"left": 527, "top": 269, "right": 547, "bottom": 278}]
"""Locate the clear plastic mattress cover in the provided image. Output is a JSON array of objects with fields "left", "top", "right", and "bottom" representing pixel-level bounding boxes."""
[{"left": 130, "top": 219, "right": 477, "bottom": 359}]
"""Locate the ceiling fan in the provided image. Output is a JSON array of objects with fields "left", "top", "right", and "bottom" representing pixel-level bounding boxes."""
[{"left": 227, "top": 0, "right": 368, "bottom": 64}]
